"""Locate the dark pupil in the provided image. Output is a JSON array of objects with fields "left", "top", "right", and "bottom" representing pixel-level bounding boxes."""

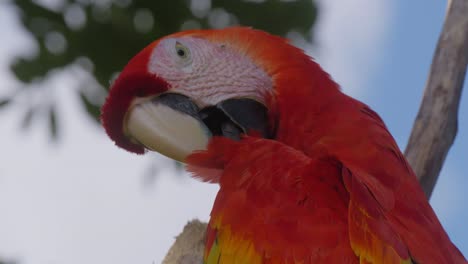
[{"left": 177, "top": 48, "right": 185, "bottom": 57}]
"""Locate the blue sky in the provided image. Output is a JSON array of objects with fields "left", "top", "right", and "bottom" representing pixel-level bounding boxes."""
[
  {"left": 0, "top": 0, "right": 466, "bottom": 263},
  {"left": 367, "top": 0, "right": 468, "bottom": 255}
]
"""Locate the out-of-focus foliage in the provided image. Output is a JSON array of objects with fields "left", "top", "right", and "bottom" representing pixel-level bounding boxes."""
[
  {"left": 0, "top": 259, "right": 16, "bottom": 264},
  {"left": 5, "top": 0, "right": 317, "bottom": 138}
]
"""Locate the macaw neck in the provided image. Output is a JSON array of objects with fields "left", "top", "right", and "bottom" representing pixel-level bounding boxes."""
[{"left": 272, "top": 64, "right": 355, "bottom": 155}]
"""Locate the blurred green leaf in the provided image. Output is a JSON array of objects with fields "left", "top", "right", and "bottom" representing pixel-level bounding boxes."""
[
  {"left": 79, "top": 90, "right": 101, "bottom": 123},
  {"left": 0, "top": 98, "right": 11, "bottom": 109},
  {"left": 49, "top": 105, "right": 58, "bottom": 140},
  {"left": 9, "top": 0, "right": 318, "bottom": 131},
  {"left": 20, "top": 106, "right": 35, "bottom": 130},
  {"left": 0, "top": 260, "right": 17, "bottom": 264},
  {"left": 212, "top": 0, "right": 316, "bottom": 36}
]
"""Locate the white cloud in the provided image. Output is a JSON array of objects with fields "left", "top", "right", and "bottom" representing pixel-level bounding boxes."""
[
  {"left": 311, "top": 0, "right": 394, "bottom": 98},
  {"left": 0, "top": 72, "right": 219, "bottom": 263}
]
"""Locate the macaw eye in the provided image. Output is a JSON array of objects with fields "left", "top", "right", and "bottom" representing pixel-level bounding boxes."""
[{"left": 175, "top": 42, "right": 190, "bottom": 59}]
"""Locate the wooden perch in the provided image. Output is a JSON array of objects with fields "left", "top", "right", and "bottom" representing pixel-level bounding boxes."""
[
  {"left": 162, "top": 220, "right": 207, "bottom": 264},
  {"left": 163, "top": 0, "right": 468, "bottom": 262},
  {"left": 404, "top": 0, "right": 468, "bottom": 198}
]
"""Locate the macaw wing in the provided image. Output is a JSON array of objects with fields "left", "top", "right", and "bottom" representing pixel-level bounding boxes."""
[
  {"left": 190, "top": 137, "right": 358, "bottom": 264},
  {"left": 189, "top": 135, "right": 465, "bottom": 264},
  {"left": 340, "top": 106, "right": 466, "bottom": 264},
  {"left": 342, "top": 166, "right": 413, "bottom": 264}
]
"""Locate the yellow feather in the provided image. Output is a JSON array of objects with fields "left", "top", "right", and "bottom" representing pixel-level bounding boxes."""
[{"left": 205, "top": 226, "right": 262, "bottom": 264}]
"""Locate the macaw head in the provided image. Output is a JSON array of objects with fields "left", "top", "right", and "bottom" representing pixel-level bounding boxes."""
[{"left": 101, "top": 27, "right": 337, "bottom": 161}]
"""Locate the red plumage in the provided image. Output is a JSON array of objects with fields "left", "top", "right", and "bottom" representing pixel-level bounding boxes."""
[
  {"left": 101, "top": 27, "right": 466, "bottom": 263},
  {"left": 183, "top": 28, "right": 466, "bottom": 263},
  {"left": 101, "top": 41, "right": 169, "bottom": 154}
]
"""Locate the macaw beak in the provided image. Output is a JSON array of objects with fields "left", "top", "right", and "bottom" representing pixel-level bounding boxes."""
[{"left": 124, "top": 93, "right": 270, "bottom": 162}]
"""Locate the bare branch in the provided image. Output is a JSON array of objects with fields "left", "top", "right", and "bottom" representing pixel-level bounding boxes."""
[
  {"left": 404, "top": 0, "right": 468, "bottom": 198},
  {"left": 162, "top": 220, "right": 207, "bottom": 264}
]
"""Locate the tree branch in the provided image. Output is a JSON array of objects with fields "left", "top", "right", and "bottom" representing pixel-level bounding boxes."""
[
  {"left": 162, "top": 220, "right": 207, "bottom": 264},
  {"left": 163, "top": 0, "right": 468, "bottom": 262},
  {"left": 404, "top": 0, "right": 468, "bottom": 198}
]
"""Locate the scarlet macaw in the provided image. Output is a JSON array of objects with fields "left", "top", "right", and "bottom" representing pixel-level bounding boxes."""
[{"left": 101, "top": 27, "right": 466, "bottom": 263}]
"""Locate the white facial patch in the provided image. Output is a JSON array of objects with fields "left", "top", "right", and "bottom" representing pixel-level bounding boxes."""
[{"left": 147, "top": 36, "right": 273, "bottom": 107}]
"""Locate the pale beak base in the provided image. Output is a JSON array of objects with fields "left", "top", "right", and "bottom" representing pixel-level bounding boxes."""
[{"left": 125, "top": 98, "right": 211, "bottom": 162}]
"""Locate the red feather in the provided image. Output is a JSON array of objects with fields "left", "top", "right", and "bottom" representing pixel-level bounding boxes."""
[{"left": 189, "top": 137, "right": 358, "bottom": 263}]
